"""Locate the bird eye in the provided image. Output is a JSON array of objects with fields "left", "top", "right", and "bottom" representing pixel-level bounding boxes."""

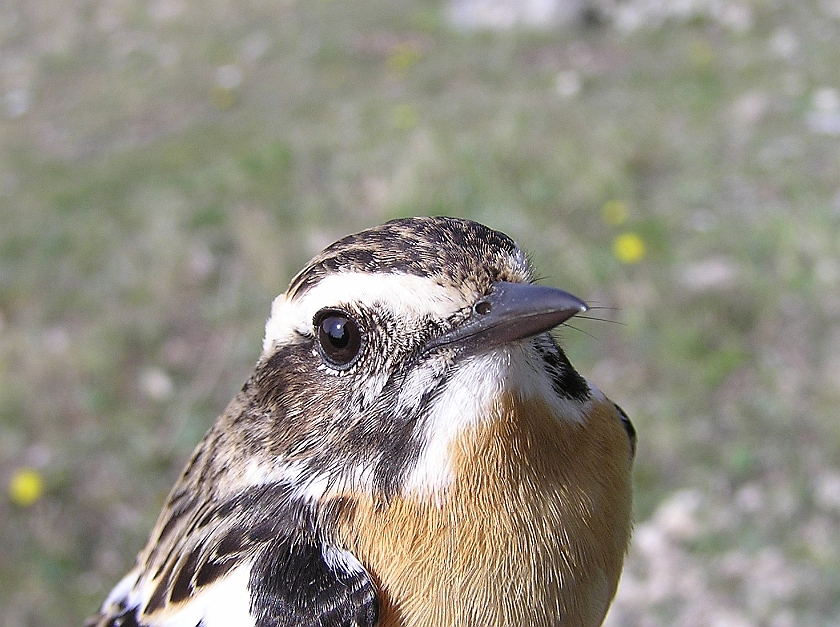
[{"left": 314, "top": 309, "right": 363, "bottom": 369}]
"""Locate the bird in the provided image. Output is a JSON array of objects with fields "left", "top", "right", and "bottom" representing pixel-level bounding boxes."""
[{"left": 87, "top": 216, "right": 635, "bottom": 627}]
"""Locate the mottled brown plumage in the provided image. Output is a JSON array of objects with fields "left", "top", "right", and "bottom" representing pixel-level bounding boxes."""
[{"left": 88, "top": 217, "right": 634, "bottom": 627}]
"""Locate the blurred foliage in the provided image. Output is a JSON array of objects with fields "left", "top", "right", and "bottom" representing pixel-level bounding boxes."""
[{"left": 2, "top": 0, "right": 840, "bottom": 625}]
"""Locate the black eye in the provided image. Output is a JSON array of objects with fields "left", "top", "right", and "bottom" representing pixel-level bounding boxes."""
[{"left": 314, "top": 309, "right": 363, "bottom": 368}]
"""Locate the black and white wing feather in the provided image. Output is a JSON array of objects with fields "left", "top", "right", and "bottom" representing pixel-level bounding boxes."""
[
  {"left": 86, "top": 485, "right": 378, "bottom": 627},
  {"left": 86, "top": 383, "right": 379, "bottom": 627}
]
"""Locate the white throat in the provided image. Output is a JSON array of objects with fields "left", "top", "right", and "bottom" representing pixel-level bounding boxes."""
[{"left": 401, "top": 344, "right": 596, "bottom": 499}]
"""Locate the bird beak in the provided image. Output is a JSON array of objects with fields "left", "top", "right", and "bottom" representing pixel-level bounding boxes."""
[{"left": 425, "top": 281, "right": 587, "bottom": 355}]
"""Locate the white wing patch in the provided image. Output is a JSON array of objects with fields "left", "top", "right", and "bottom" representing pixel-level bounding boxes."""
[
  {"left": 99, "top": 564, "right": 254, "bottom": 627},
  {"left": 321, "top": 544, "right": 367, "bottom": 576},
  {"left": 102, "top": 568, "right": 141, "bottom": 613},
  {"left": 157, "top": 565, "right": 255, "bottom": 627}
]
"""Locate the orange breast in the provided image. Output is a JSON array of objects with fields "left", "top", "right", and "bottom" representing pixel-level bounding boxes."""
[{"left": 333, "top": 393, "right": 633, "bottom": 627}]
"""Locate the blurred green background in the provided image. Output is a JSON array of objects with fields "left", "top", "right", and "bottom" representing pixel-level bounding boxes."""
[{"left": 2, "top": 0, "right": 840, "bottom": 625}]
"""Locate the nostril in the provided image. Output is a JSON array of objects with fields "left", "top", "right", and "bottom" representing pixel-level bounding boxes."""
[{"left": 474, "top": 301, "right": 492, "bottom": 316}]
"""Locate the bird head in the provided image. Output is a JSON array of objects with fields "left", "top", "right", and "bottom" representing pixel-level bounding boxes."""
[{"left": 230, "top": 217, "right": 591, "bottom": 502}]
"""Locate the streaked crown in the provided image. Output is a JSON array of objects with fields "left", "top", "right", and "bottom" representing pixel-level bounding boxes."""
[{"left": 286, "top": 217, "right": 532, "bottom": 300}]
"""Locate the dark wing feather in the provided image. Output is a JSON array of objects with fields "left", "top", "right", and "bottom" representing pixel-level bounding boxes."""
[
  {"left": 88, "top": 365, "right": 381, "bottom": 627},
  {"left": 249, "top": 535, "right": 378, "bottom": 627},
  {"left": 87, "top": 484, "right": 379, "bottom": 627}
]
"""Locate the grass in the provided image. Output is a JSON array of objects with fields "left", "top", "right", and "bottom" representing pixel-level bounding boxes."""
[{"left": 2, "top": 0, "right": 840, "bottom": 625}]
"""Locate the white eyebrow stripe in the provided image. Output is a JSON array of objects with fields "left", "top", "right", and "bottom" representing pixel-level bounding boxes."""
[{"left": 262, "top": 272, "right": 471, "bottom": 356}]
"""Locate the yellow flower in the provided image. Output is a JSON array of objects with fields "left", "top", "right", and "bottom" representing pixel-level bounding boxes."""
[
  {"left": 601, "top": 200, "right": 628, "bottom": 226},
  {"left": 613, "top": 232, "right": 646, "bottom": 264},
  {"left": 9, "top": 467, "right": 44, "bottom": 507}
]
